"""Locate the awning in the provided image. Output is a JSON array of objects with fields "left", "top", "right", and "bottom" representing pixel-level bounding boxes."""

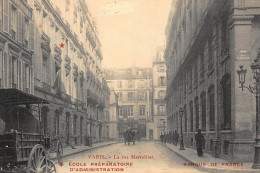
[{"left": 0, "top": 89, "right": 49, "bottom": 106}]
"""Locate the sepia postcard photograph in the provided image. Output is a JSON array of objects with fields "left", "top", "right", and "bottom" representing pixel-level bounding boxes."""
[{"left": 1, "top": 0, "right": 260, "bottom": 172}]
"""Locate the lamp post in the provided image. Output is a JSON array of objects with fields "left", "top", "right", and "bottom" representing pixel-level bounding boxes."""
[
  {"left": 163, "top": 121, "right": 166, "bottom": 134},
  {"left": 237, "top": 60, "right": 260, "bottom": 169},
  {"left": 179, "top": 107, "right": 185, "bottom": 150}
]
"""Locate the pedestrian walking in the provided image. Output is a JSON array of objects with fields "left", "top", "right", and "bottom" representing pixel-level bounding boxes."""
[
  {"left": 160, "top": 133, "right": 163, "bottom": 143},
  {"left": 175, "top": 130, "right": 179, "bottom": 146},
  {"left": 169, "top": 131, "right": 172, "bottom": 144},
  {"left": 195, "top": 129, "right": 205, "bottom": 157},
  {"left": 163, "top": 133, "right": 167, "bottom": 144}
]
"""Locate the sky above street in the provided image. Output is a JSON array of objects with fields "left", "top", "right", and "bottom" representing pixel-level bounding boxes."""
[{"left": 86, "top": 0, "right": 172, "bottom": 69}]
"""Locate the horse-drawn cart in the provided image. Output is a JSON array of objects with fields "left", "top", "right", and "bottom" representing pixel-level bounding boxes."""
[{"left": 0, "top": 89, "right": 62, "bottom": 173}]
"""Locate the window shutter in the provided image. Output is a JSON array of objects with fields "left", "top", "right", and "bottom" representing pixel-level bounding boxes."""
[
  {"left": 3, "top": 0, "right": 8, "bottom": 32},
  {"left": 29, "top": 21, "right": 34, "bottom": 50}
]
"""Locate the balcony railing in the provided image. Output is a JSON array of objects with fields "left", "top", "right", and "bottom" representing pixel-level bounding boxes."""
[{"left": 220, "top": 43, "right": 230, "bottom": 62}]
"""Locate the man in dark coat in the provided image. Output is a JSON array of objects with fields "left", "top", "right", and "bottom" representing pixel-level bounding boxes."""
[
  {"left": 160, "top": 133, "right": 163, "bottom": 143},
  {"left": 195, "top": 129, "right": 204, "bottom": 157},
  {"left": 175, "top": 130, "right": 179, "bottom": 146}
]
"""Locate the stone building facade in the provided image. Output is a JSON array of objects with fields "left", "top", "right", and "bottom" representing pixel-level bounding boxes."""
[
  {"left": 147, "top": 48, "right": 167, "bottom": 140},
  {"left": 164, "top": 0, "right": 260, "bottom": 162},
  {"left": 108, "top": 91, "right": 119, "bottom": 140},
  {"left": 105, "top": 67, "right": 153, "bottom": 138},
  {"left": 0, "top": 0, "right": 110, "bottom": 146}
]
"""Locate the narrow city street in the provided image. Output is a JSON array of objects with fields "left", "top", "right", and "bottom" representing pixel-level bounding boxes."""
[{"left": 56, "top": 141, "right": 203, "bottom": 173}]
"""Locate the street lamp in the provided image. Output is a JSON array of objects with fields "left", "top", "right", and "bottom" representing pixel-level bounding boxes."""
[
  {"left": 163, "top": 121, "right": 166, "bottom": 134},
  {"left": 179, "top": 108, "right": 185, "bottom": 150},
  {"left": 237, "top": 60, "right": 260, "bottom": 169}
]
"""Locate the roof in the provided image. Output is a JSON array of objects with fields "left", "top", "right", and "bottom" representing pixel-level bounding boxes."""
[{"left": 0, "top": 89, "right": 49, "bottom": 106}]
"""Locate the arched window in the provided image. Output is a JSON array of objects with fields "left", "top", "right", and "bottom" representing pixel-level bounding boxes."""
[
  {"left": 189, "top": 101, "right": 193, "bottom": 132},
  {"left": 221, "top": 74, "right": 231, "bottom": 130},
  {"left": 194, "top": 97, "right": 199, "bottom": 132},
  {"left": 208, "top": 86, "right": 215, "bottom": 131},
  {"left": 200, "top": 92, "right": 206, "bottom": 131}
]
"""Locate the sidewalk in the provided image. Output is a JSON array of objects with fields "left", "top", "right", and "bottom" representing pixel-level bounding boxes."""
[
  {"left": 162, "top": 142, "right": 259, "bottom": 173},
  {"left": 50, "top": 141, "right": 118, "bottom": 161}
]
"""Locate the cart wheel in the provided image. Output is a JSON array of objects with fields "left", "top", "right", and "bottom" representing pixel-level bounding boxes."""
[
  {"left": 46, "top": 160, "right": 56, "bottom": 173},
  {"left": 56, "top": 140, "right": 63, "bottom": 163},
  {"left": 27, "top": 144, "right": 48, "bottom": 173}
]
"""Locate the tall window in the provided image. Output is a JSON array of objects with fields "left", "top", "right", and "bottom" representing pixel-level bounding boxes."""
[
  {"left": 138, "top": 92, "right": 147, "bottom": 101},
  {"left": 201, "top": 92, "right": 206, "bottom": 131},
  {"left": 158, "top": 90, "right": 165, "bottom": 99},
  {"left": 158, "top": 76, "right": 165, "bottom": 86},
  {"left": 195, "top": 97, "right": 199, "bottom": 132},
  {"left": 73, "top": 114, "right": 77, "bottom": 135},
  {"left": 11, "top": 5, "right": 17, "bottom": 40},
  {"left": 18, "top": 11, "right": 23, "bottom": 43},
  {"left": 3, "top": 0, "right": 9, "bottom": 32},
  {"left": 139, "top": 105, "right": 146, "bottom": 116},
  {"left": 24, "top": 18, "right": 29, "bottom": 49},
  {"left": 157, "top": 65, "right": 165, "bottom": 72},
  {"left": 138, "top": 80, "right": 145, "bottom": 88},
  {"left": 189, "top": 101, "right": 193, "bottom": 132},
  {"left": 122, "top": 106, "right": 133, "bottom": 117},
  {"left": 117, "top": 81, "right": 122, "bottom": 88},
  {"left": 222, "top": 75, "right": 231, "bottom": 130},
  {"left": 118, "top": 92, "right": 122, "bottom": 101},
  {"left": 128, "top": 92, "right": 134, "bottom": 101},
  {"left": 128, "top": 80, "right": 134, "bottom": 88},
  {"left": 42, "top": 56, "right": 48, "bottom": 83},
  {"left": 158, "top": 105, "right": 165, "bottom": 114},
  {"left": 209, "top": 86, "right": 215, "bottom": 131}
]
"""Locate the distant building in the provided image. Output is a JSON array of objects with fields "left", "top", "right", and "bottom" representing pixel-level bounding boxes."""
[
  {"left": 147, "top": 48, "right": 167, "bottom": 140},
  {"left": 108, "top": 91, "right": 119, "bottom": 140},
  {"left": 164, "top": 0, "right": 260, "bottom": 162},
  {"left": 105, "top": 67, "right": 153, "bottom": 138}
]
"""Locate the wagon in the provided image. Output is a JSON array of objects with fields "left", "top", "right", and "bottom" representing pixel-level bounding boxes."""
[
  {"left": 0, "top": 89, "right": 62, "bottom": 173},
  {"left": 124, "top": 129, "right": 135, "bottom": 146}
]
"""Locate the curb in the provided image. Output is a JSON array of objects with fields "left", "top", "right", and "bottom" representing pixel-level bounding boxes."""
[
  {"left": 51, "top": 142, "right": 119, "bottom": 161},
  {"left": 161, "top": 143, "right": 259, "bottom": 173}
]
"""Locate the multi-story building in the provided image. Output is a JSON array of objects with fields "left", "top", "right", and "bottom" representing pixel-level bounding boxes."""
[
  {"left": 147, "top": 48, "right": 167, "bottom": 140},
  {"left": 164, "top": 0, "right": 260, "bottom": 162},
  {"left": 0, "top": 0, "right": 34, "bottom": 133},
  {"left": 108, "top": 91, "right": 119, "bottom": 140},
  {"left": 0, "top": 0, "right": 110, "bottom": 146},
  {"left": 105, "top": 67, "right": 153, "bottom": 138}
]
